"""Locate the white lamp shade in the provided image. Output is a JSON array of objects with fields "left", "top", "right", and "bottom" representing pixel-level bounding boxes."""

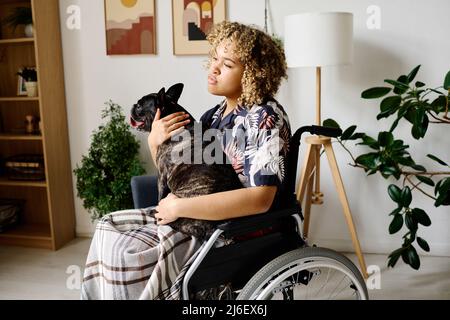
[{"left": 284, "top": 12, "right": 354, "bottom": 68}]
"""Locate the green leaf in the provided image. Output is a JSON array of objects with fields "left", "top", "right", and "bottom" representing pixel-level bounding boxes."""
[
  {"left": 348, "top": 133, "right": 365, "bottom": 141},
  {"left": 355, "top": 153, "right": 379, "bottom": 169},
  {"left": 377, "top": 96, "right": 402, "bottom": 120},
  {"left": 357, "top": 135, "right": 380, "bottom": 150},
  {"left": 411, "top": 164, "right": 426, "bottom": 172},
  {"left": 444, "top": 70, "right": 450, "bottom": 90},
  {"left": 401, "top": 186, "right": 412, "bottom": 207},
  {"left": 412, "top": 208, "right": 431, "bottom": 226},
  {"left": 380, "top": 165, "right": 399, "bottom": 178},
  {"left": 340, "top": 125, "right": 357, "bottom": 141},
  {"left": 389, "top": 117, "right": 401, "bottom": 132},
  {"left": 378, "top": 131, "right": 394, "bottom": 147},
  {"left": 387, "top": 247, "right": 404, "bottom": 268},
  {"left": 401, "top": 249, "right": 409, "bottom": 265},
  {"left": 380, "top": 96, "right": 402, "bottom": 112},
  {"left": 427, "top": 154, "right": 449, "bottom": 167},
  {"left": 434, "top": 178, "right": 450, "bottom": 207},
  {"left": 389, "top": 214, "right": 404, "bottom": 234},
  {"left": 417, "top": 237, "right": 430, "bottom": 252},
  {"left": 411, "top": 108, "right": 428, "bottom": 139},
  {"left": 416, "top": 175, "right": 435, "bottom": 187},
  {"left": 388, "top": 184, "right": 402, "bottom": 204},
  {"left": 395, "top": 75, "right": 410, "bottom": 95},
  {"left": 392, "top": 139, "right": 408, "bottom": 150},
  {"left": 404, "top": 108, "right": 416, "bottom": 125},
  {"left": 397, "top": 156, "right": 415, "bottom": 167},
  {"left": 411, "top": 124, "right": 421, "bottom": 140},
  {"left": 361, "top": 87, "right": 392, "bottom": 99},
  {"left": 429, "top": 88, "right": 445, "bottom": 95},
  {"left": 384, "top": 79, "right": 410, "bottom": 91},
  {"left": 407, "top": 65, "right": 421, "bottom": 83},
  {"left": 415, "top": 81, "right": 425, "bottom": 88},
  {"left": 405, "top": 213, "right": 417, "bottom": 231},
  {"left": 407, "top": 246, "right": 421, "bottom": 270},
  {"left": 322, "top": 118, "right": 340, "bottom": 129},
  {"left": 389, "top": 207, "right": 402, "bottom": 216},
  {"left": 431, "top": 95, "right": 447, "bottom": 113}
]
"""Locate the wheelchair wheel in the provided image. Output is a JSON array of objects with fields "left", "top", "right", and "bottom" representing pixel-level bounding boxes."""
[{"left": 236, "top": 247, "right": 368, "bottom": 300}]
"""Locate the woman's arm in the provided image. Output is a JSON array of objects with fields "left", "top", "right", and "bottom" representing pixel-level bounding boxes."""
[{"left": 155, "top": 186, "right": 277, "bottom": 223}]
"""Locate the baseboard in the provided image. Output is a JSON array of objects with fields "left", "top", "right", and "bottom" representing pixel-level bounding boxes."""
[
  {"left": 308, "top": 237, "right": 450, "bottom": 257},
  {"left": 76, "top": 232, "right": 94, "bottom": 238}
]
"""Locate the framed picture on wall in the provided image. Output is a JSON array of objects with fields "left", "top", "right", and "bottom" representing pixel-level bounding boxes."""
[
  {"left": 104, "top": 0, "right": 157, "bottom": 55},
  {"left": 172, "top": 0, "right": 227, "bottom": 55}
]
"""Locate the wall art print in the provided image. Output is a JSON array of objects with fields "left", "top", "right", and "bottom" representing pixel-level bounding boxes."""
[
  {"left": 172, "top": 0, "right": 227, "bottom": 55},
  {"left": 105, "top": 0, "right": 156, "bottom": 55}
]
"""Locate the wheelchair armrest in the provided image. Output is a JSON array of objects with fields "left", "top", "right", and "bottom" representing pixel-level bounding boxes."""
[
  {"left": 130, "top": 175, "right": 159, "bottom": 209},
  {"left": 216, "top": 204, "right": 302, "bottom": 238},
  {"left": 309, "top": 125, "right": 342, "bottom": 138}
]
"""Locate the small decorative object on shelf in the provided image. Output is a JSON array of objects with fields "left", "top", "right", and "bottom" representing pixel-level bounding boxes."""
[
  {"left": 2, "top": 6, "right": 33, "bottom": 38},
  {"left": 17, "top": 67, "right": 38, "bottom": 97},
  {"left": 0, "top": 198, "right": 25, "bottom": 233},
  {"left": 24, "top": 115, "right": 38, "bottom": 134},
  {"left": 5, "top": 154, "right": 45, "bottom": 181},
  {"left": 17, "top": 71, "right": 27, "bottom": 96}
]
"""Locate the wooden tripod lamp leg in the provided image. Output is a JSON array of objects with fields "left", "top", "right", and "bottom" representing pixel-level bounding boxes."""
[{"left": 323, "top": 141, "right": 368, "bottom": 279}]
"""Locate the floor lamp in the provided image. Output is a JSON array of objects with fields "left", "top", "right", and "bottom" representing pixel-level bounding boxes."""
[{"left": 285, "top": 12, "right": 368, "bottom": 278}]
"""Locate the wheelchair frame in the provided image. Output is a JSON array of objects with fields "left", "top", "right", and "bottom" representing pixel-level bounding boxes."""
[
  {"left": 181, "top": 212, "right": 304, "bottom": 299},
  {"left": 131, "top": 125, "right": 369, "bottom": 300}
]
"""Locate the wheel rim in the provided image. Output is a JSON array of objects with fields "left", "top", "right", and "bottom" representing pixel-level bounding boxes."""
[{"left": 250, "top": 257, "right": 368, "bottom": 300}]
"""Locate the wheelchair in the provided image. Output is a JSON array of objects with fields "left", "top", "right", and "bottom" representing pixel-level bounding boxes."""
[{"left": 131, "top": 125, "right": 369, "bottom": 300}]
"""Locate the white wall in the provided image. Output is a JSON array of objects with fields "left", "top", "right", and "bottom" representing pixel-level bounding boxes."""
[{"left": 59, "top": 0, "right": 450, "bottom": 256}]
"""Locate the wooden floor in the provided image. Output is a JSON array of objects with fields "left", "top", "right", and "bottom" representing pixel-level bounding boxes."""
[{"left": 0, "top": 237, "right": 449, "bottom": 300}]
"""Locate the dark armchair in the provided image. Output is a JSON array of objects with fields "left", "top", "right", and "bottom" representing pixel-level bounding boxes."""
[{"left": 130, "top": 175, "right": 159, "bottom": 208}]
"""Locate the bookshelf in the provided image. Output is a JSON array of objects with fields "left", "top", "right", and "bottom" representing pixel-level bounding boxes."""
[{"left": 0, "top": 0, "right": 75, "bottom": 250}]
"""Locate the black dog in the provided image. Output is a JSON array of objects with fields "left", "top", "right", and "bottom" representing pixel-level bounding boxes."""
[{"left": 131, "top": 83, "right": 243, "bottom": 240}]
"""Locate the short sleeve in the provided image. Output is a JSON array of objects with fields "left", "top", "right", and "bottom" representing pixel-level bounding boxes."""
[{"left": 243, "top": 103, "right": 291, "bottom": 187}]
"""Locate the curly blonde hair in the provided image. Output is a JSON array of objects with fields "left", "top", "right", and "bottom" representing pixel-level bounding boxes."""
[{"left": 206, "top": 21, "right": 288, "bottom": 107}]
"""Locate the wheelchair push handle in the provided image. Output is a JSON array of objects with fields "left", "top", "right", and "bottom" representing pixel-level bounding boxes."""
[
  {"left": 292, "top": 125, "right": 342, "bottom": 143},
  {"left": 310, "top": 125, "right": 342, "bottom": 138}
]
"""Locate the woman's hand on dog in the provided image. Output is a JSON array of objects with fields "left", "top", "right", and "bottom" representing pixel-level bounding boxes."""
[
  {"left": 155, "top": 193, "right": 181, "bottom": 225},
  {"left": 148, "top": 109, "right": 190, "bottom": 151}
]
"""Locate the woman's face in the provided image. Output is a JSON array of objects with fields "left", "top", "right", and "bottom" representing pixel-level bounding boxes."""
[{"left": 207, "top": 40, "right": 244, "bottom": 103}]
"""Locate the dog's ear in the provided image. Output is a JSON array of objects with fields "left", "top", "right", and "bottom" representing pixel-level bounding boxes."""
[
  {"left": 157, "top": 87, "right": 166, "bottom": 109},
  {"left": 166, "top": 83, "right": 184, "bottom": 103}
]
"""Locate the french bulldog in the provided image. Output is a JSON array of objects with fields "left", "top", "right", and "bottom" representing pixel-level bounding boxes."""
[{"left": 130, "top": 83, "right": 243, "bottom": 240}]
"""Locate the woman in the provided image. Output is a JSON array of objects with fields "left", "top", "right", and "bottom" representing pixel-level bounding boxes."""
[{"left": 81, "top": 21, "right": 291, "bottom": 300}]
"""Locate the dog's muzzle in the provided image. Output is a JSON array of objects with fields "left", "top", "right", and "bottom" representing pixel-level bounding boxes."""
[{"left": 130, "top": 116, "right": 146, "bottom": 130}]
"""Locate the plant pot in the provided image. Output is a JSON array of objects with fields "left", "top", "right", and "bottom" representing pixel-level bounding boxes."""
[
  {"left": 25, "top": 81, "right": 38, "bottom": 97},
  {"left": 24, "top": 24, "right": 34, "bottom": 38}
]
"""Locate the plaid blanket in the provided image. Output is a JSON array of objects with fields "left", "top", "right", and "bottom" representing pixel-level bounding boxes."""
[{"left": 81, "top": 207, "right": 203, "bottom": 300}]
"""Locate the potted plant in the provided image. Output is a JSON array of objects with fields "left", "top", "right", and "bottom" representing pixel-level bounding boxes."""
[
  {"left": 17, "top": 67, "right": 38, "bottom": 97},
  {"left": 325, "top": 66, "right": 450, "bottom": 270},
  {"left": 74, "top": 101, "right": 146, "bottom": 221},
  {"left": 3, "top": 7, "right": 33, "bottom": 37}
]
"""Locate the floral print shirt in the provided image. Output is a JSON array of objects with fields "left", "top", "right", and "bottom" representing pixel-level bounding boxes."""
[{"left": 200, "top": 99, "right": 291, "bottom": 191}]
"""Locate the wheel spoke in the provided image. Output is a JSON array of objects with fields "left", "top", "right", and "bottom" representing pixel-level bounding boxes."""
[{"left": 328, "top": 271, "right": 347, "bottom": 299}]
